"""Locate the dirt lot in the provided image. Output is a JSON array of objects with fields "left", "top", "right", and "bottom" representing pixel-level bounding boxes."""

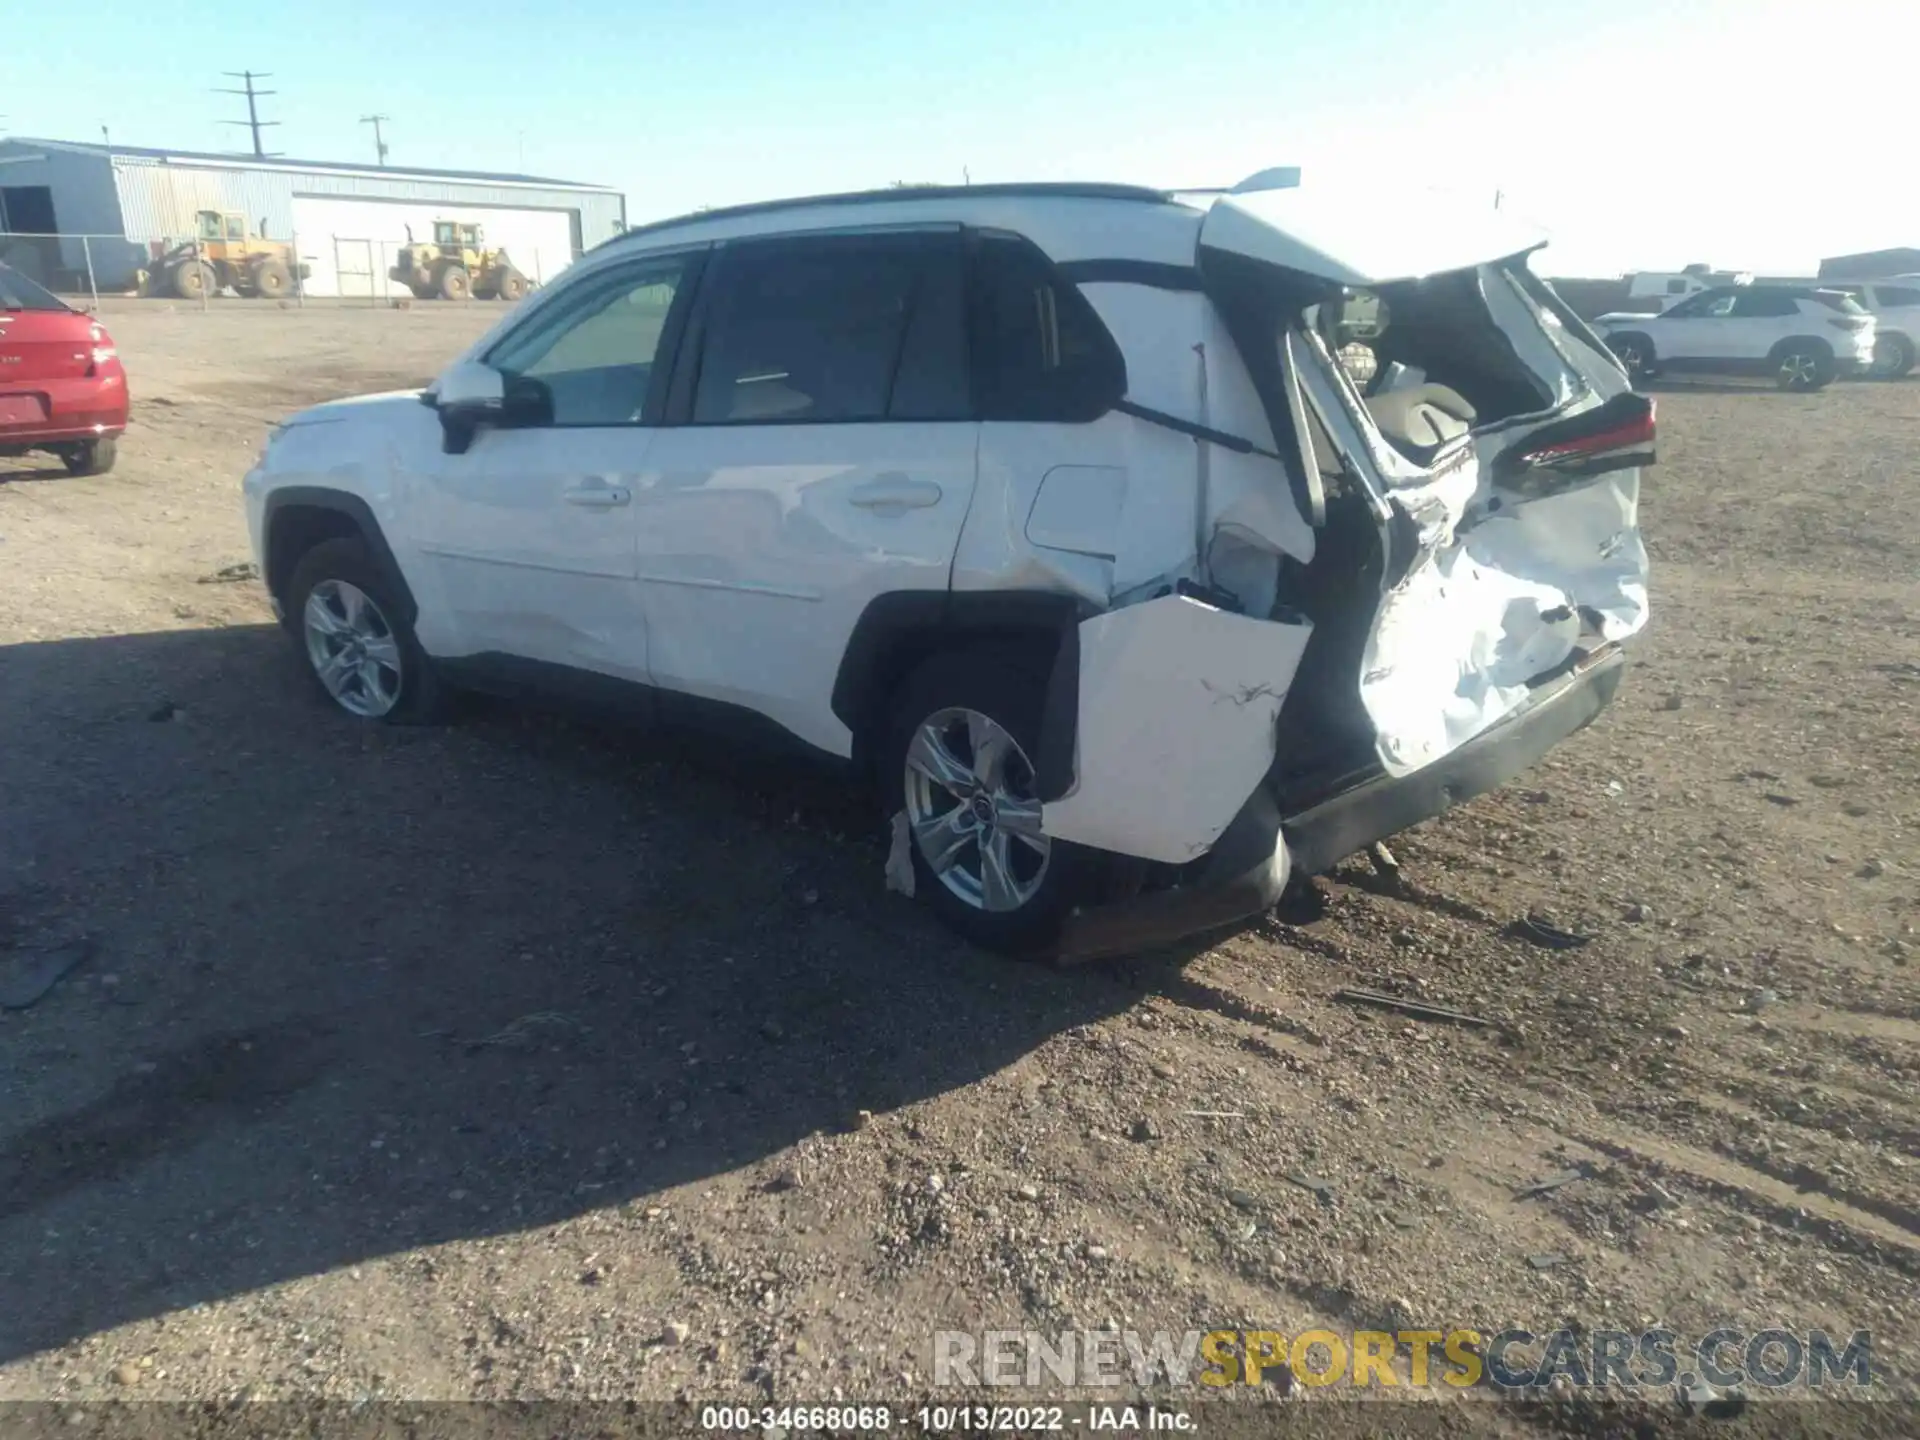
[{"left": 1, "top": 300, "right": 1915, "bottom": 1430}]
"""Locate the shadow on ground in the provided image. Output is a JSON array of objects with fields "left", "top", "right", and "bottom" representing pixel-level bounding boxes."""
[
  {"left": 0, "top": 624, "right": 1171, "bottom": 1363},
  {"left": 0, "top": 459, "right": 73, "bottom": 484}
]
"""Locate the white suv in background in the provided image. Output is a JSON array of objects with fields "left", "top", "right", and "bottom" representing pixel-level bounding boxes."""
[
  {"left": 1596, "top": 284, "right": 1876, "bottom": 390},
  {"left": 1822, "top": 277, "right": 1920, "bottom": 378},
  {"left": 244, "top": 174, "right": 1651, "bottom": 960}
]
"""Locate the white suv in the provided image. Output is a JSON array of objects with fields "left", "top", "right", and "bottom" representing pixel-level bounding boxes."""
[
  {"left": 245, "top": 174, "right": 1652, "bottom": 960},
  {"left": 1596, "top": 284, "right": 1876, "bottom": 390},
  {"left": 1823, "top": 277, "right": 1920, "bottom": 378}
]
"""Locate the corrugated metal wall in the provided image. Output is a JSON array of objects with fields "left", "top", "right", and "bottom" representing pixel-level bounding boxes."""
[
  {"left": 110, "top": 158, "right": 623, "bottom": 253},
  {"left": 0, "top": 143, "right": 144, "bottom": 283}
]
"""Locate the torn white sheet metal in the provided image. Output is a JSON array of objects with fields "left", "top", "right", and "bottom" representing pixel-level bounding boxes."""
[
  {"left": 1291, "top": 274, "right": 1649, "bottom": 779},
  {"left": 1078, "top": 285, "right": 1313, "bottom": 607},
  {"left": 1042, "top": 595, "right": 1312, "bottom": 864},
  {"left": 1196, "top": 183, "right": 1548, "bottom": 288}
]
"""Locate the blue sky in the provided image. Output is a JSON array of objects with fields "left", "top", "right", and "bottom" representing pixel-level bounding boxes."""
[{"left": 5, "top": 0, "right": 1911, "bottom": 276}]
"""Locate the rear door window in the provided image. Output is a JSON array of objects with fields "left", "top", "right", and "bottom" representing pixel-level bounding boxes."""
[
  {"left": 1874, "top": 285, "right": 1920, "bottom": 308},
  {"left": 688, "top": 231, "right": 968, "bottom": 424}
]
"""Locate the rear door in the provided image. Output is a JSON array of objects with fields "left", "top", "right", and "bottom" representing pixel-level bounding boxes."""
[
  {"left": 632, "top": 228, "right": 977, "bottom": 758},
  {"left": 1727, "top": 287, "right": 1801, "bottom": 357},
  {"left": 0, "top": 267, "right": 93, "bottom": 427}
]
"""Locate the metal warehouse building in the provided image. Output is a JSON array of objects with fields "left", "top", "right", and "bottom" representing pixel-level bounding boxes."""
[{"left": 0, "top": 137, "right": 625, "bottom": 297}]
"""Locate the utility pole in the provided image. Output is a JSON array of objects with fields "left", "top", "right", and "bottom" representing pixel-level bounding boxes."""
[
  {"left": 216, "top": 71, "right": 280, "bottom": 158},
  {"left": 361, "top": 114, "right": 391, "bottom": 166}
]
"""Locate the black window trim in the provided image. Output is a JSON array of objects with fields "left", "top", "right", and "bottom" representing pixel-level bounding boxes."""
[{"left": 479, "top": 244, "right": 710, "bottom": 430}]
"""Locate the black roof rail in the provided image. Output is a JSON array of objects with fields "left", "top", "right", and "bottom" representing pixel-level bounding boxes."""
[{"left": 591, "top": 182, "right": 1177, "bottom": 254}]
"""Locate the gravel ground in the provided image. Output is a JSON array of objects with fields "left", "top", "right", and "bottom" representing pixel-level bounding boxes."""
[{"left": 1, "top": 301, "right": 1914, "bottom": 1432}]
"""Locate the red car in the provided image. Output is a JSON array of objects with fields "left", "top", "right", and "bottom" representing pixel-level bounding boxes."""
[{"left": 0, "top": 261, "right": 128, "bottom": 476}]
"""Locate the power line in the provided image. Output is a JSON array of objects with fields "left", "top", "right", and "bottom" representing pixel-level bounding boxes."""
[
  {"left": 360, "top": 114, "right": 391, "bottom": 167},
  {"left": 215, "top": 71, "right": 280, "bottom": 158}
]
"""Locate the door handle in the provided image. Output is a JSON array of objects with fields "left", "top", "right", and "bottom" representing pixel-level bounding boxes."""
[
  {"left": 849, "top": 476, "right": 942, "bottom": 511},
  {"left": 564, "top": 481, "right": 631, "bottom": 508}
]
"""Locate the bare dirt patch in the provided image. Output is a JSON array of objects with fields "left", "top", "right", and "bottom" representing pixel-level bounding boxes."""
[{"left": 1, "top": 302, "right": 1914, "bottom": 1426}]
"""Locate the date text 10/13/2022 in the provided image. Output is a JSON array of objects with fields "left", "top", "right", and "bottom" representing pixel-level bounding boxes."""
[{"left": 701, "top": 1405, "right": 1195, "bottom": 1432}]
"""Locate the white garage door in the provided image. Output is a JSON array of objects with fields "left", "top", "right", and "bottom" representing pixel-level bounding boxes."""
[{"left": 288, "top": 196, "right": 579, "bottom": 299}]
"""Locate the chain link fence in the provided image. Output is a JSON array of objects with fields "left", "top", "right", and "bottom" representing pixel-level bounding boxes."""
[{"left": 1, "top": 229, "right": 578, "bottom": 310}]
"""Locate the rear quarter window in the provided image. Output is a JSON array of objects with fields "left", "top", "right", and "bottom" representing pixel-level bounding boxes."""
[
  {"left": 1811, "top": 291, "right": 1869, "bottom": 315},
  {"left": 968, "top": 234, "right": 1126, "bottom": 423},
  {"left": 1875, "top": 286, "right": 1920, "bottom": 308}
]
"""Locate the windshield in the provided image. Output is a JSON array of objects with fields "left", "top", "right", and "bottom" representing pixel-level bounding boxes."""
[{"left": 0, "top": 264, "right": 72, "bottom": 312}]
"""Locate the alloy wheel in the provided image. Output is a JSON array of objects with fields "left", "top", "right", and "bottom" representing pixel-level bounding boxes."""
[
  {"left": 1779, "top": 352, "right": 1820, "bottom": 388},
  {"left": 903, "top": 707, "right": 1051, "bottom": 913},
  {"left": 303, "top": 579, "right": 403, "bottom": 717}
]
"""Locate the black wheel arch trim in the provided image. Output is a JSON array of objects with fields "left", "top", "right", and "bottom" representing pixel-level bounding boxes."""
[
  {"left": 832, "top": 589, "right": 1090, "bottom": 797},
  {"left": 262, "top": 487, "right": 418, "bottom": 625}
]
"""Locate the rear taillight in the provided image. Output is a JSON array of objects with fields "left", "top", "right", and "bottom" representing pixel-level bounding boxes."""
[
  {"left": 1497, "top": 392, "right": 1656, "bottom": 487},
  {"left": 87, "top": 322, "right": 117, "bottom": 370},
  {"left": 1829, "top": 317, "right": 1871, "bottom": 331}
]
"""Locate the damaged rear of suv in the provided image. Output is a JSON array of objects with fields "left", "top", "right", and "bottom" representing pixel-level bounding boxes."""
[
  {"left": 1006, "top": 178, "right": 1651, "bottom": 959},
  {"left": 245, "top": 172, "right": 1649, "bottom": 962}
]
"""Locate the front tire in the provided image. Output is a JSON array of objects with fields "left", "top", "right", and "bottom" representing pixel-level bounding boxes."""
[
  {"left": 285, "top": 537, "right": 447, "bottom": 724},
  {"left": 1607, "top": 332, "right": 1656, "bottom": 381},
  {"left": 253, "top": 258, "right": 290, "bottom": 298},
  {"left": 1871, "top": 332, "right": 1915, "bottom": 380},
  {"left": 881, "top": 647, "right": 1099, "bottom": 957},
  {"left": 495, "top": 270, "right": 527, "bottom": 302},
  {"left": 61, "top": 436, "right": 116, "bottom": 476},
  {"left": 172, "top": 261, "right": 214, "bottom": 300}
]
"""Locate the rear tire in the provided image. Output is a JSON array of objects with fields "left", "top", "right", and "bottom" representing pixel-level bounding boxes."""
[
  {"left": 881, "top": 646, "right": 1100, "bottom": 957},
  {"left": 1871, "top": 332, "right": 1915, "bottom": 380},
  {"left": 285, "top": 537, "right": 448, "bottom": 725},
  {"left": 438, "top": 265, "right": 471, "bottom": 301},
  {"left": 61, "top": 436, "right": 116, "bottom": 476},
  {"left": 1774, "top": 342, "right": 1834, "bottom": 391}
]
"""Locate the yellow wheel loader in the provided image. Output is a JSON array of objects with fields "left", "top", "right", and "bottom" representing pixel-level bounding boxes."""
[
  {"left": 138, "top": 211, "right": 309, "bottom": 300},
  {"left": 387, "top": 221, "right": 529, "bottom": 302}
]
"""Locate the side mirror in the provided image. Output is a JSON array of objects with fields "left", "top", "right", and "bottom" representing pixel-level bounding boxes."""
[
  {"left": 430, "top": 360, "right": 504, "bottom": 454},
  {"left": 428, "top": 360, "right": 550, "bottom": 453}
]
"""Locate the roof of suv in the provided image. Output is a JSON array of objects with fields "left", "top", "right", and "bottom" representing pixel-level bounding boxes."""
[
  {"left": 579, "top": 174, "right": 1552, "bottom": 288},
  {"left": 604, "top": 182, "right": 1178, "bottom": 248}
]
